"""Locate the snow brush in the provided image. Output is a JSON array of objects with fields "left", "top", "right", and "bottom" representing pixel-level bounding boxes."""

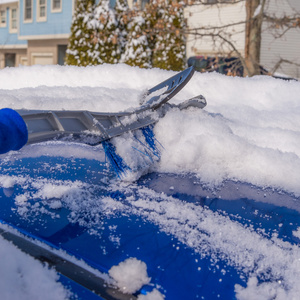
[{"left": 0, "top": 67, "right": 206, "bottom": 177}]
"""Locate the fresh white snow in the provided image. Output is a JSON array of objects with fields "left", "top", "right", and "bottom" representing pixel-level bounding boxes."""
[
  {"left": 0, "top": 63, "right": 300, "bottom": 299},
  {"left": 0, "top": 236, "right": 69, "bottom": 300},
  {"left": 109, "top": 258, "right": 164, "bottom": 299},
  {"left": 109, "top": 257, "right": 151, "bottom": 294},
  {"left": 1, "top": 64, "right": 300, "bottom": 195}
]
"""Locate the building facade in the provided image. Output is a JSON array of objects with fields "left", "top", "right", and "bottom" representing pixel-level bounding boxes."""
[
  {"left": 1, "top": 0, "right": 299, "bottom": 78},
  {"left": 0, "top": 0, "right": 27, "bottom": 67},
  {"left": 0, "top": 0, "right": 76, "bottom": 68},
  {"left": 185, "top": 1, "right": 300, "bottom": 78}
]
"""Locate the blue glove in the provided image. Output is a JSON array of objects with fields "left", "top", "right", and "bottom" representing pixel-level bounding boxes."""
[{"left": 0, "top": 108, "right": 28, "bottom": 154}]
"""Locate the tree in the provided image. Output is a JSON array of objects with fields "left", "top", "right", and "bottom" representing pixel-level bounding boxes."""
[
  {"left": 115, "top": 0, "right": 130, "bottom": 54},
  {"left": 120, "top": 12, "right": 152, "bottom": 68},
  {"left": 93, "top": 0, "right": 120, "bottom": 64},
  {"left": 186, "top": 0, "right": 300, "bottom": 77},
  {"left": 66, "top": 0, "right": 187, "bottom": 70},
  {"left": 150, "top": 0, "right": 187, "bottom": 71},
  {"left": 143, "top": 0, "right": 161, "bottom": 64},
  {"left": 244, "top": 0, "right": 264, "bottom": 76},
  {"left": 65, "top": 0, "right": 97, "bottom": 66}
]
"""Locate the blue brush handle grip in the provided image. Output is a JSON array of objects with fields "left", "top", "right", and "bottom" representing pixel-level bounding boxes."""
[{"left": 0, "top": 108, "right": 28, "bottom": 154}]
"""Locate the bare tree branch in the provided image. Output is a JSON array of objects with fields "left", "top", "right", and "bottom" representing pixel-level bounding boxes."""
[
  {"left": 264, "top": 14, "right": 300, "bottom": 29},
  {"left": 185, "top": 0, "right": 300, "bottom": 77},
  {"left": 272, "top": 58, "right": 300, "bottom": 74}
]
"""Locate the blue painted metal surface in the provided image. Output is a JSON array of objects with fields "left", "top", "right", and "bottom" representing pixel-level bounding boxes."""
[{"left": 0, "top": 148, "right": 299, "bottom": 299}]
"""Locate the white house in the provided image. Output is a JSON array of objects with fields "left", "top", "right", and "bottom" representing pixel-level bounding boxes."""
[{"left": 185, "top": 0, "right": 300, "bottom": 78}]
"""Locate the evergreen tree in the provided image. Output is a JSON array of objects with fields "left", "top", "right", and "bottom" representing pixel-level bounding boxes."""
[
  {"left": 120, "top": 12, "right": 152, "bottom": 68},
  {"left": 143, "top": 0, "right": 161, "bottom": 61},
  {"left": 152, "top": 0, "right": 186, "bottom": 71},
  {"left": 65, "top": 0, "right": 97, "bottom": 66},
  {"left": 93, "top": 0, "right": 120, "bottom": 64},
  {"left": 66, "top": 0, "right": 187, "bottom": 69},
  {"left": 114, "top": 0, "right": 130, "bottom": 54}
]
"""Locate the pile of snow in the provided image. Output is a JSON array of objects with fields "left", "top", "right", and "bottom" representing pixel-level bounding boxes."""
[
  {"left": 109, "top": 258, "right": 164, "bottom": 299},
  {"left": 0, "top": 236, "right": 68, "bottom": 300},
  {"left": 109, "top": 257, "right": 150, "bottom": 294},
  {"left": 1, "top": 64, "right": 299, "bottom": 194},
  {"left": 0, "top": 63, "right": 300, "bottom": 299}
]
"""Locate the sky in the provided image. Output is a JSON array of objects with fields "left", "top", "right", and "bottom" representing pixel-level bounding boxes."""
[{"left": 0, "top": 63, "right": 300, "bottom": 299}]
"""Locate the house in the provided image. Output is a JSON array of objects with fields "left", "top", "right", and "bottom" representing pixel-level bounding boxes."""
[
  {"left": 1, "top": 0, "right": 299, "bottom": 78},
  {"left": 185, "top": 1, "right": 300, "bottom": 78},
  {"left": 0, "top": 0, "right": 76, "bottom": 68},
  {"left": 0, "top": 0, "right": 27, "bottom": 67}
]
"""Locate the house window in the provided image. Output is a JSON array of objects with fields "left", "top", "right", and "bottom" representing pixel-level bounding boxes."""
[
  {"left": 10, "top": 8, "right": 17, "bottom": 32},
  {"left": 5, "top": 53, "right": 16, "bottom": 67},
  {"left": 0, "top": 9, "right": 6, "bottom": 27},
  {"left": 24, "top": 0, "right": 32, "bottom": 21},
  {"left": 52, "top": 0, "right": 62, "bottom": 12},
  {"left": 37, "top": 0, "right": 47, "bottom": 21},
  {"left": 58, "top": 45, "right": 67, "bottom": 65}
]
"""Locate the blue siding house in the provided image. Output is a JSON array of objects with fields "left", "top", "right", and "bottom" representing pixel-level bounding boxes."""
[
  {"left": 0, "top": 0, "right": 137, "bottom": 68},
  {"left": 0, "top": 0, "right": 76, "bottom": 68},
  {"left": 0, "top": 0, "right": 27, "bottom": 67}
]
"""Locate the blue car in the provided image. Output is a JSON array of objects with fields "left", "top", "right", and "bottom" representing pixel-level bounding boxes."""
[{"left": 0, "top": 66, "right": 299, "bottom": 300}]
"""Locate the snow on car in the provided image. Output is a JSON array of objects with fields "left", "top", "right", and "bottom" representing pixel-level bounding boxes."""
[{"left": 0, "top": 64, "right": 300, "bottom": 300}]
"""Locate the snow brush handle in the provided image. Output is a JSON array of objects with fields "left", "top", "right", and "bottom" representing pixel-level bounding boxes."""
[{"left": 0, "top": 108, "right": 28, "bottom": 154}]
